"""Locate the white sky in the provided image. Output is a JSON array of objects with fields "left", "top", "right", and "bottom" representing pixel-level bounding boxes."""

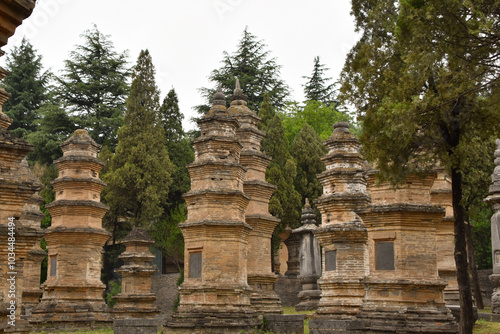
[{"left": 4, "top": 0, "right": 359, "bottom": 131}]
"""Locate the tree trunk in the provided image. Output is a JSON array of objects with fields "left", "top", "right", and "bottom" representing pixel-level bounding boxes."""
[
  {"left": 451, "top": 167, "right": 474, "bottom": 334},
  {"left": 466, "top": 221, "right": 484, "bottom": 309}
]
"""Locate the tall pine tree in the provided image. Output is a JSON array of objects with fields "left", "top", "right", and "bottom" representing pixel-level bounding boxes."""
[
  {"left": 2, "top": 38, "right": 49, "bottom": 139},
  {"left": 303, "top": 56, "right": 337, "bottom": 105},
  {"left": 196, "top": 27, "right": 290, "bottom": 118},
  {"left": 103, "top": 49, "right": 174, "bottom": 232},
  {"left": 57, "top": 25, "right": 130, "bottom": 150}
]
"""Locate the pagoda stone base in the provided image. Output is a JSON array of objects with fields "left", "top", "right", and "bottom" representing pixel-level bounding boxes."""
[
  {"left": 309, "top": 318, "right": 364, "bottom": 334},
  {"left": 21, "top": 289, "right": 43, "bottom": 317},
  {"left": 490, "top": 274, "right": 500, "bottom": 313},
  {"left": 315, "top": 278, "right": 365, "bottom": 318},
  {"left": 112, "top": 294, "right": 158, "bottom": 319},
  {"left": 248, "top": 274, "right": 282, "bottom": 314},
  {"left": 166, "top": 284, "right": 260, "bottom": 333},
  {"left": 357, "top": 305, "right": 457, "bottom": 333},
  {"left": 296, "top": 275, "right": 321, "bottom": 311},
  {"left": 165, "top": 309, "right": 260, "bottom": 334},
  {"left": 29, "top": 300, "right": 112, "bottom": 332},
  {"left": 296, "top": 289, "right": 321, "bottom": 311}
]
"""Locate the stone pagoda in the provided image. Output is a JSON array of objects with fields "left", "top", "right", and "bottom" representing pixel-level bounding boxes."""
[
  {"left": 310, "top": 122, "right": 370, "bottom": 332},
  {"left": 166, "top": 87, "right": 259, "bottom": 333},
  {"left": 228, "top": 80, "right": 282, "bottom": 314},
  {"left": 356, "top": 170, "right": 457, "bottom": 332},
  {"left": 112, "top": 227, "right": 158, "bottom": 319},
  {"left": 430, "top": 168, "right": 459, "bottom": 305},
  {"left": 30, "top": 129, "right": 112, "bottom": 330},
  {"left": 0, "top": 3, "right": 41, "bottom": 333},
  {"left": 485, "top": 139, "right": 500, "bottom": 313},
  {"left": 292, "top": 199, "right": 321, "bottom": 311}
]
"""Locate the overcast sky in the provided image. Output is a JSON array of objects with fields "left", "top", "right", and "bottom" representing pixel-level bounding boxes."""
[{"left": 4, "top": 0, "right": 360, "bottom": 131}]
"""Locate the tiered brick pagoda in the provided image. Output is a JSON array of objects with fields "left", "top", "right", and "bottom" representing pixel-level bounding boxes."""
[
  {"left": 357, "top": 170, "right": 457, "bottom": 332},
  {"left": 430, "top": 167, "right": 459, "bottom": 305},
  {"left": 112, "top": 227, "right": 158, "bottom": 319},
  {"left": 166, "top": 87, "right": 259, "bottom": 333},
  {"left": 30, "top": 129, "right": 112, "bottom": 330},
  {"left": 485, "top": 139, "right": 500, "bottom": 313},
  {"left": 310, "top": 122, "right": 370, "bottom": 331},
  {"left": 228, "top": 80, "right": 282, "bottom": 314},
  {"left": 0, "top": 3, "right": 41, "bottom": 333},
  {"left": 292, "top": 199, "right": 321, "bottom": 311}
]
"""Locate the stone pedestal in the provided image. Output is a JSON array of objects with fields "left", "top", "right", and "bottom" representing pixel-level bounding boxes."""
[
  {"left": 229, "top": 80, "right": 282, "bottom": 314},
  {"left": 166, "top": 87, "right": 258, "bottom": 333},
  {"left": 431, "top": 168, "right": 459, "bottom": 305},
  {"left": 485, "top": 139, "right": 500, "bottom": 313},
  {"left": 112, "top": 228, "right": 158, "bottom": 319},
  {"left": 356, "top": 172, "right": 457, "bottom": 333},
  {"left": 312, "top": 122, "right": 370, "bottom": 323},
  {"left": 293, "top": 199, "right": 321, "bottom": 311},
  {"left": 30, "top": 130, "right": 112, "bottom": 331}
]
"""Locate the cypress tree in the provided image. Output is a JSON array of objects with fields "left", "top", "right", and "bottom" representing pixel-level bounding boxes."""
[
  {"left": 291, "top": 123, "right": 327, "bottom": 204},
  {"left": 103, "top": 49, "right": 174, "bottom": 231}
]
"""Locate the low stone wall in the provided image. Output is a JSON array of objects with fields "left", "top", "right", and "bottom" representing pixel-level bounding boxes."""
[
  {"left": 151, "top": 273, "right": 180, "bottom": 319},
  {"left": 274, "top": 275, "right": 301, "bottom": 307},
  {"left": 113, "top": 318, "right": 158, "bottom": 334},
  {"left": 265, "top": 314, "right": 304, "bottom": 334}
]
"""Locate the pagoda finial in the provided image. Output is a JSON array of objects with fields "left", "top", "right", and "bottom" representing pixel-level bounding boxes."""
[
  {"left": 230, "top": 77, "right": 248, "bottom": 106},
  {"left": 212, "top": 85, "right": 226, "bottom": 107}
]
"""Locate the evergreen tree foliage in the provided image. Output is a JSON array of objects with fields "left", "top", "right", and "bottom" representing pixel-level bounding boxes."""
[
  {"left": 160, "top": 88, "right": 184, "bottom": 143},
  {"left": 258, "top": 93, "right": 276, "bottom": 132},
  {"left": 56, "top": 25, "right": 130, "bottom": 149},
  {"left": 27, "top": 99, "right": 78, "bottom": 164},
  {"left": 340, "top": 1, "right": 500, "bottom": 332},
  {"left": 2, "top": 38, "right": 49, "bottom": 139},
  {"left": 262, "top": 115, "right": 301, "bottom": 230},
  {"left": 196, "top": 27, "right": 290, "bottom": 118},
  {"left": 281, "top": 100, "right": 353, "bottom": 145},
  {"left": 291, "top": 123, "right": 327, "bottom": 204},
  {"left": 303, "top": 56, "right": 337, "bottom": 105},
  {"left": 103, "top": 49, "right": 174, "bottom": 231}
]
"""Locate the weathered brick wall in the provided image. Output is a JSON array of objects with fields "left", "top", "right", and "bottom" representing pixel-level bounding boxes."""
[{"left": 151, "top": 273, "right": 180, "bottom": 315}]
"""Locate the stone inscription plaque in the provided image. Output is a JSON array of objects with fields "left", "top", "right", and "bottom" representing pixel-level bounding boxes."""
[
  {"left": 50, "top": 257, "right": 57, "bottom": 276},
  {"left": 325, "top": 250, "right": 337, "bottom": 271},
  {"left": 376, "top": 241, "right": 395, "bottom": 270},
  {"left": 189, "top": 252, "right": 202, "bottom": 278}
]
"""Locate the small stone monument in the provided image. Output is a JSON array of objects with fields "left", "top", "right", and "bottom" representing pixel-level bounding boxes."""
[
  {"left": 30, "top": 129, "right": 112, "bottom": 330},
  {"left": 112, "top": 227, "right": 158, "bottom": 319},
  {"left": 292, "top": 199, "right": 321, "bottom": 311},
  {"left": 485, "top": 139, "right": 500, "bottom": 313}
]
